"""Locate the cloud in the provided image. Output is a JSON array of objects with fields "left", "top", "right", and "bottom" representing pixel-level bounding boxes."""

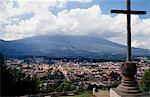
[
  {"left": 76, "top": 0, "right": 93, "bottom": 3},
  {"left": 132, "top": 39, "right": 150, "bottom": 49},
  {"left": 0, "top": 0, "right": 150, "bottom": 49}
]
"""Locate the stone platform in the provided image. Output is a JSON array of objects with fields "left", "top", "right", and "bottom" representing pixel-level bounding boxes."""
[{"left": 110, "top": 88, "right": 150, "bottom": 97}]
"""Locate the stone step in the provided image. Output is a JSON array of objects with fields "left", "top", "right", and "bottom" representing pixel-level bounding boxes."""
[
  {"left": 121, "top": 83, "right": 137, "bottom": 86},
  {"left": 117, "top": 86, "right": 140, "bottom": 93},
  {"left": 118, "top": 84, "right": 139, "bottom": 90},
  {"left": 121, "top": 81, "right": 137, "bottom": 84}
]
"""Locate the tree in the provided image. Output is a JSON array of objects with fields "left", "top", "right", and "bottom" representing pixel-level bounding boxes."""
[
  {"left": 56, "top": 81, "right": 76, "bottom": 92},
  {"left": 140, "top": 69, "right": 150, "bottom": 92},
  {"left": 109, "top": 71, "right": 121, "bottom": 80},
  {"left": 1, "top": 53, "right": 15, "bottom": 96},
  {"left": 1, "top": 53, "right": 40, "bottom": 96},
  {"left": 111, "top": 82, "right": 119, "bottom": 88}
]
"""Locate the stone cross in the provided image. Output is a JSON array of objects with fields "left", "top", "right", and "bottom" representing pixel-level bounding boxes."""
[
  {"left": 110, "top": 0, "right": 146, "bottom": 94},
  {"left": 111, "top": 0, "right": 146, "bottom": 61}
]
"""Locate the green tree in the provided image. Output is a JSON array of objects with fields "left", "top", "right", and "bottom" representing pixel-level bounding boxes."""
[
  {"left": 140, "top": 69, "right": 150, "bottom": 92},
  {"left": 1, "top": 53, "right": 40, "bottom": 96},
  {"left": 111, "top": 82, "right": 119, "bottom": 88},
  {"left": 110, "top": 71, "right": 121, "bottom": 80},
  {"left": 1, "top": 53, "right": 15, "bottom": 96},
  {"left": 57, "top": 81, "right": 76, "bottom": 92}
]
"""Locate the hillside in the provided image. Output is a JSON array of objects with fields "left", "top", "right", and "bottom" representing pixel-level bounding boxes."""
[{"left": 1, "top": 35, "right": 150, "bottom": 59}]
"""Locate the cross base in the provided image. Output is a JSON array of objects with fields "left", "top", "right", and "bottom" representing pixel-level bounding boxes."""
[
  {"left": 110, "top": 88, "right": 150, "bottom": 97},
  {"left": 110, "top": 62, "right": 150, "bottom": 97},
  {"left": 117, "top": 62, "right": 140, "bottom": 93},
  {"left": 117, "top": 76, "right": 140, "bottom": 93}
]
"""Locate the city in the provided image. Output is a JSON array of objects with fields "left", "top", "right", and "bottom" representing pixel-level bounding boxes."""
[{"left": 3, "top": 57, "right": 150, "bottom": 96}]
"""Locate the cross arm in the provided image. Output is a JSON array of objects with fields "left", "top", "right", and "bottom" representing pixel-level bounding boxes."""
[
  {"left": 111, "top": 10, "right": 127, "bottom": 14},
  {"left": 131, "top": 11, "right": 146, "bottom": 14},
  {"left": 111, "top": 10, "right": 146, "bottom": 14}
]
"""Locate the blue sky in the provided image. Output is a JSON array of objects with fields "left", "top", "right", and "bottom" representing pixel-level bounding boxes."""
[
  {"left": 50, "top": 0, "right": 150, "bottom": 18},
  {"left": 0, "top": 0, "right": 150, "bottom": 49},
  {"left": 99, "top": 0, "right": 150, "bottom": 18},
  {"left": 8, "top": 0, "right": 150, "bottom": 22}
]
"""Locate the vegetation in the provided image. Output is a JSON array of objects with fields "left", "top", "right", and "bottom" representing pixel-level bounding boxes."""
[
  {"left": 140, "top": 69, "right": 150, "bottom": 92},
  {"left": 109, "top": 71, "right": 121, "bottom": 80},
  {"left": 110, "top": 82, "right": 119, "bottom": 88},
  {"left": 1, "top": 53, "right": 40, "bottom": 96},
  {"left": 59, "top": 92, "right": 91, "bottom": 97},
  {"left": 57, "top": 81, "right": 76, "bottom": 92}
]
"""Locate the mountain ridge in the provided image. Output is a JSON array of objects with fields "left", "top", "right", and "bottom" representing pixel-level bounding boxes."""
[{"left": 1, "top": 35, "right": 150, "bottom": 58}]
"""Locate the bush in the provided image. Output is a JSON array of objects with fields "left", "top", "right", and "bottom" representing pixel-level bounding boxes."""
[
  {"left": 56, "top": 81, "right": 76, "bottom": 92},
  {"left": 1, "top": 54, "right": 40, "bottom": 96},
  {"left": 140, "top": 69, "right": 150, "bottom": 92}
]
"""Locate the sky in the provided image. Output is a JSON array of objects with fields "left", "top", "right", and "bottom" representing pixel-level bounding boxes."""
[{"left": 0, "top": 0, "right": 150, "bottom": 49}]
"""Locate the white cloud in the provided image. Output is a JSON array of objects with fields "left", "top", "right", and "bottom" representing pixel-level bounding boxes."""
[
  {"left": 76, "top": 0, "right": 93, "bottom": 3},
  {"left": 132, "top": 39, "right": 150, "bottom": 49},
  {"left": 0, "top": 0, "right": 150, "bottom": 49}
]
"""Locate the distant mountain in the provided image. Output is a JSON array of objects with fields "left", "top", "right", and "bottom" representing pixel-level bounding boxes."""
[{"left": 1, "top": 35, "right": 150, "bottom": 59}]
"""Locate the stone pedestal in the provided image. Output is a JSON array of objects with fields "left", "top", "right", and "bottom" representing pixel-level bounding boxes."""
[
  {"left": 110, "top": 62, "right": 150, "bottom": 97},
  {"left": 110, "top": 88, "right": 150, "bottom": 97},
  {"left": 117, "top": 62, "right": 140, "bottom": 93}
]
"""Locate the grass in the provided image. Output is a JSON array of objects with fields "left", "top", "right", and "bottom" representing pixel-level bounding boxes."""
[
  {"left": 59, "top": 92, "right": 91, "bottom": 97},
  {"left": 94, "top": 90, "right": 110, "bottom": 97}
]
